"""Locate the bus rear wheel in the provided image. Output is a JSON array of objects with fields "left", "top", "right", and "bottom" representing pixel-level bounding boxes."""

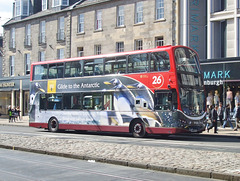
[
  {"left": 48, "top": 117, "right": 59, "bottom": 132},
  {"left": 131, "top": 120, "right": 146, "bottom": 138}
]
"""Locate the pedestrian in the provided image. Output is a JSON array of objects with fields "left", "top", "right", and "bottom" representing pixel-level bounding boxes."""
[
  {"left": 206, "top": 105, "right": 212, "bottom": 131},
  {"left": 16, "top": 106, "right": 21, "bottom": 121},
  {"left": 208, "top": 105, "right": 218, "bottom": 133},
  {"left": 8, "top": 106, "right": 12, "bottom": 123},
  {"left": 12, "top": 106, "right": 17, "bottom": 122},
  {"left": 222, "top": 104, "right": 234, "bottom": 129},
  {"left": 233, "top": 103, "right": 240, "bottom": 131},
  {"left": 217, "top": 102, "right": 224, "bottom": 126},
  {"left": 234, "top": 91, "right": 240, "bottom": 109},
  {"left": 214, "top": 90, "right": 219, "bottom": 107}
]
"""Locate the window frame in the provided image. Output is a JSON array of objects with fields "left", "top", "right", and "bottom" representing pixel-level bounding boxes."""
[
  {"left": 57, "top": 16, "right": 65, "bottom": 41},
  {"left": 10, "top": 28, "right": 16, "bottom": 49},
  {"left": 117, "top": 5, "right": 125, "bottom": 27},
  {"left": 48, "top": 63, "right": 64, "bottom": 79},
  {"left": 42, "top": 0, "right": 48, "bottom": 10},
  {"left": 128, "top": 53, "right": 149, "bottom": 73},
  {"left": 156, "top": 0, "right": 164, "bottom": 20},
  {"left": 52, "top": 0, "right": 69, "bottom": 7},
  {"left": 94, "top": 45, "right": 102, "bottom": 55},
  {"left": 135, "top": 2, "right": 143, "bottom": 24},
  {"left": 25, "top": 53, "right": 31, "bottom": 75},
  {"left": 10, "top": 56, "right": 15, "bottom": 77},
  {"left": 134, "top": 39, "right": 143, "bottom": 50},
  {"left": 57, "top": 48, "right": 64, "bottom": 59},
  {"left": 95, "top": 10, "right": 102, "bottom": 30},
  {"left": 82, "top": 93, "right": 103, "bottom": 110},
  {"left": 39, "top": 20, "right": 46, "bottom": 44},
  {"left": 15, "top": 0, "right": 29, "bottom": 17},
  {"left": 25, "top": 24, "right": 31, "bottom": 46},
  {"left": 39, "top": 51, "right": 45, "bottom": 62},
  {"left": 77, "top": 47, "right": 84, "bottom": 57},
  {"left": 78, "top": 14, "right": 84, "bottom": 33},
  {"left": 65, "top": 61, "right": 82, "bottom": 78},
  {"left": 116, "top": 42, "right": 124, "bottom": 52}
]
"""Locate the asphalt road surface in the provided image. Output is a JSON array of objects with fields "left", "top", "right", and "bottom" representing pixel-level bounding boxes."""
[
  {"left": 0, "top": 148, "right": 221, "bottom": 181},
  {"left": 0, "top": 126, "right": 239, "bottom": 154}
]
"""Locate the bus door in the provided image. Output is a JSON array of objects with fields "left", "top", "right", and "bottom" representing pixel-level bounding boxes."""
[{"left": 154, "top": 90, "right": 178, "bottom": 126}]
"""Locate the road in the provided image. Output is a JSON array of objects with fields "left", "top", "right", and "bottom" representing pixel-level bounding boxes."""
[
  {"left": 0, "top": 148, "right": 220, "bottom": 181},
  {"left": 0, "top": 126, "right": 239, "bottom": 154},
  {"left": 0, "top": 126, "right": 240, "bottom": 180}
]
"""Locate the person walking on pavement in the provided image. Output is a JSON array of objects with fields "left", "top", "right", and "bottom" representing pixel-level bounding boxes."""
[
  {"left": 217, "top": 102, "right": 224, "bottom": 126},
  {"left": 234, "top": 103, "right": 240, "bottom": 131},
  {"left": 16, "top": 106, "right": 21, "bottom": 121},
  {"left": 206, "top": 105, "right": 212, "bottom": 131},
  {"left": 208, "top": 105, "right": 218, "bottom": 133},
  {"left": 8, "top": 106, "right": 12, "bottom": 123},
  {"left": 223, "top": 104, "right": 234, "bottom": 129}
]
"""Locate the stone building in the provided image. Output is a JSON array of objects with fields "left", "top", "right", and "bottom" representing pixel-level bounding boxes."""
[
  {"left": 207, "top": 0, "right": 240, "bottom": 58},
  {"left": 1, "top": 0, "right": 208, "bottom": 116}
]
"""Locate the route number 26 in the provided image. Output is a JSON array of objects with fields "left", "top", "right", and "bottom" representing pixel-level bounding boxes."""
[
  {"left": 152, "top": 76, "right": 162, "bottom": 84},
  {"left": 152, "top": 75, "right": 164, "bottom": 87}
]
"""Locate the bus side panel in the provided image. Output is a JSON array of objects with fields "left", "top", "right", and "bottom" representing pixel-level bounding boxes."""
[
  {"left": 146, "top": 127, "right": 189, "bottom": 134},
  {"left": 58, "top": 124, "right": 129, "bottom": 132},
  {"left": 29, "top": 122, "right": 48, "bottom": 129}
]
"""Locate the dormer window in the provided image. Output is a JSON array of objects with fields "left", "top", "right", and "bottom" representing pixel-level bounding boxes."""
[
  {"left": 52, "top": 0, "right": 69, "bottom": 7},
  {"left": 42, "top": 0, "right": 48, "bottom": 11},
  {"left": 14, "top": 0, "right": 29, "bottom": 17}
]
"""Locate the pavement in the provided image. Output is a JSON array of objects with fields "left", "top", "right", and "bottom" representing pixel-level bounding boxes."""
[{"left": 0, "top": 116, "right": 240, "bottom": 180}]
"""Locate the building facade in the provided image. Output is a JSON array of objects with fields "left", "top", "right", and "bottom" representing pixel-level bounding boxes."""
[
  {"left": 179, "top": 0, "right": 207, "bottom": 59},
  {"left": 207, "top": 0, "right": 240, "bottom": 58},
  {"left": 200, "top": 0, "right": 240, "bottom": 108},
  {"left": 2, "top": 0, "right": 180, "bottom": 116}
]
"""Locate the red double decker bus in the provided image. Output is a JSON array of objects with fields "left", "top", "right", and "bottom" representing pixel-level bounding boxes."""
[{"left": 29, "top": 45, "right": 206, "bottom": 137}]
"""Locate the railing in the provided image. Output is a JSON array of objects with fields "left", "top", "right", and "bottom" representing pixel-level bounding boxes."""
[
  {"left": 24, "top": 35, "right": 32, "bottom": 47},
  {"left": 56, "top": 29, "right": 65, "bottom": 42},
  {"left": 38, "top": 33, "right": 46, "bottom": 45},
  {"left": 9, "top": 39, "right": 16, "bottom": 49}
]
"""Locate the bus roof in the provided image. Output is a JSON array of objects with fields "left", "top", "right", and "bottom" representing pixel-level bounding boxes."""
[{"left": 31, "top": 45, "right": 189, "bottom": 66}]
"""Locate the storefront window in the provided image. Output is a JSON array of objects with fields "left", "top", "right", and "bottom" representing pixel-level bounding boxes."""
[{"left": 0, "top": 92, "right": 11, "bottom": 115}]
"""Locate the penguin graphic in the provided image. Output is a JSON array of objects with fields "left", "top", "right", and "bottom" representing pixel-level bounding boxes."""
[
  {"left": 127, "top": 82, "right": 162, "bottom": 127},
  {"left": 30, "top": 82, "right": 45, "bottom": 106},
  {"left": 29, "top": 82, "right": 45, "bottom": 121},
  {"left": 104, "top": 78, "right": 137, "bottom": 125},
  {"left": 126, "top": 82, "right": 154, "bottom": 110}
]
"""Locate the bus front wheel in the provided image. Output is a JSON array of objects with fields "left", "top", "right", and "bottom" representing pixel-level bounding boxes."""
[
  {"left": 131, "top": 120, "right": 146, "bottom": 138},
  {"left": 48, "top": 117, "right": 59, "bottom": 132}
]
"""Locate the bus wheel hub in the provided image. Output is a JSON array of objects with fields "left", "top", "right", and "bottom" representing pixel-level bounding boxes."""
[{"left": 134, "top": 123, "right": 142, "bottom": 134}]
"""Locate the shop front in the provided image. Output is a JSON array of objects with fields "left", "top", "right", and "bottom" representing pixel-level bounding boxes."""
[
  {"left": 0, "top": 76, "right": 30, "bottom": 117},
  {"left": 201, "top": 58, "right": 240, "bottom": 110}
]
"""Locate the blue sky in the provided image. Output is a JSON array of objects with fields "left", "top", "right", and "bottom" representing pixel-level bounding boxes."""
[{"left": 0, "top": 1, "right": 13, "bottom": 34}]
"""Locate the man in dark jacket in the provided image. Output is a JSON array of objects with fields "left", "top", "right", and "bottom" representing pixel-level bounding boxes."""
[
  {"left": 217, "top": 102, "right": 224, "bottom": 126},
  {"left": 208, "top": 105, "right": 218, "bottom": 133}
]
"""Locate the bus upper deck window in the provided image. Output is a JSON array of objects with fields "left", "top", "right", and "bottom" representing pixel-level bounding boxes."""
[
  {"left": 65, "top": 61, "right": 82, "bottom": 77},
  {"left": 150, "top": 51, "right": 170, "bottom": 72},
  {"left": 128, "top": 53, "right": 148, "bottom": 73},
  {"left": 48, "top": 63, "right": 64, "bottom": 79},
  {"left": 33, "top": 65, "right": 48, "bottom": 80}
]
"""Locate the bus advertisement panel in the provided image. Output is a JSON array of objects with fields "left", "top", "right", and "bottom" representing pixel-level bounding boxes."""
[{"left": 29, "top": 46, "right": 206, "bottom": 137}]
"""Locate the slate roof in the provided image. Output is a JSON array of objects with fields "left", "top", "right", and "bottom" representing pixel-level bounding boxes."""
[{"left": 3, "top": 0, "right": 113, "bottom": 27}]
